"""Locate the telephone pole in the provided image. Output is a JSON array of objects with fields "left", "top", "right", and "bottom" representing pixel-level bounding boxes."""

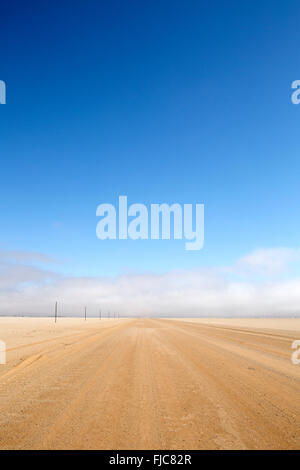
[
  {"left": 55, "top": 301, "right": 58, "bottom": 323},
  {"left": 99, "top": 309, "right": 101, "bottom": 320},
  {"left": 85, "top": 306, "right": 87, "bottom": 321}
]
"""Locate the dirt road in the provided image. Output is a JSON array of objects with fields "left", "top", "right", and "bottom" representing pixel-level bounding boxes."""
[{"left": 0, "top": 318, "right": 299, "bottom": 449}]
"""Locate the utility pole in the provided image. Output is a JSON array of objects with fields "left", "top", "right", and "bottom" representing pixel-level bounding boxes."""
[
  {"left": 85, "top": 306, "right": 87, "bottom": 321},
  {"left": 99, "top": 309, "right": 101, "bottom": 320},
  {"left": 108, "top": 310, "right": 110, "bottom": 320},
  {"left": 55, "top": 301, "right": 58, "bottom": 323}
]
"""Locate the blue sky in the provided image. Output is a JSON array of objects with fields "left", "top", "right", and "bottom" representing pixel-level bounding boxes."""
[{"left": 1, "top": 0, "right": 300, "bottom": 283}]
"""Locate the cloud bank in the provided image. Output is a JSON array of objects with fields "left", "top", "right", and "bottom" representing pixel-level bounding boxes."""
[{"left": 0, "top": 248, "right": 300, "bottom": 317}]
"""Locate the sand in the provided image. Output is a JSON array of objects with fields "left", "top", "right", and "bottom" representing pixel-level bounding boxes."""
[{"left": 0, "top": 317, "right": 299, "bottom": 449}]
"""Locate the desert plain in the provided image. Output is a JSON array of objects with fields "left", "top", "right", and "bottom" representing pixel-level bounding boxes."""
[{"left": 0, "top": 316, "right": 299, "bottom": 450}]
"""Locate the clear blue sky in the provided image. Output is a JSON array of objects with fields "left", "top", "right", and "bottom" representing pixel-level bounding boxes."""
[{"left": 1, "top": 0, "right": 299, "bottom": 277}]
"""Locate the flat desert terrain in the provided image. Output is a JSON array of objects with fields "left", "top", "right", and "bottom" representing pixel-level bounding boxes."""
[{"left": 0, "top": 317, "right": 299, "bottom": 449}]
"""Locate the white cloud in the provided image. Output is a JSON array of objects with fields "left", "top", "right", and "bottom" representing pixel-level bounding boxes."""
[
  {"left": 0, "top": 248, "right": 300, "bottom": 317},
  {"left": 236, "top": 247, "right": 300, "bottom": 275},
  {"left": 0, "top": 250, "right": 56, "bottom": 264},
  {"left": 0, "top": 263, "right": 59, "bottom": 290},
  {"left": 0, "top": 250, "right": 59, "bottom": 292}
]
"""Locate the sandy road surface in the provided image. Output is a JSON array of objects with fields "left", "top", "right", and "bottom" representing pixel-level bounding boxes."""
[{"left": 0, "top": 317, "right": 299, "bottom": 449}]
